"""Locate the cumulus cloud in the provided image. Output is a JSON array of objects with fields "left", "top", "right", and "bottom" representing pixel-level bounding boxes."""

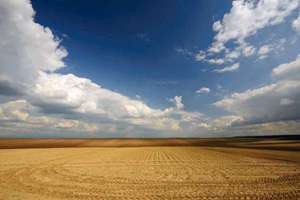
[
  {"left": 32, "top": 72, "right": 158, "bottom": 119},
  {"left": 214, "top": 63, "right": 240, "bottom": 73},
  {"left": 0, "top": 0, "right": 67, "bottom": 89},
  {"left": 2, "top": 0, "right": 297, "bottom": 137},
  {"left": 0, "top": 100, "right": 101, "bottom": 133},
  {"left": 168, "top": 96, "right": 184, "bottom": 110},
  {"left": 214, "top": 81, "right": 300, "bottom": 123},
  {"left": 210, "top": 0, "right": 298, "bottom": 54},
  {"left": 214, "top": 55, "right": 300, "bottom": 124},
  {"left": 225, "top": 41, "right": 256, "bottom": 60},
  {"left": 0, "top": 0, "right": 214, "bottom": 136},
  {"left": 240, "top": 43, "right": 256, "bottom": 57},
  {"left": 272, "top": 54, "right": 300, "bottom": 80},
  {"left": 194, "top": 0, "right": 299, "bottom": 65},
  {"left": 196, "top": 87, "right": 210, "bottom": 94}
]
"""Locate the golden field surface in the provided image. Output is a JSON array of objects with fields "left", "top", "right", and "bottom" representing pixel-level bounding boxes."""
[{"left": 0, "top": 137, "right": 300, "bottom": 199}]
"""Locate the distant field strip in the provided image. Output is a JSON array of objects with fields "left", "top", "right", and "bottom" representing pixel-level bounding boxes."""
[{"left": 0, "top": 147, "right": 300, "bottom": 199}]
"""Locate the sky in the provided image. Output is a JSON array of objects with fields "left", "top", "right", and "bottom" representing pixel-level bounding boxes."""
[{"left": 0, "top": 0, "right": 300, "bottom": 138}]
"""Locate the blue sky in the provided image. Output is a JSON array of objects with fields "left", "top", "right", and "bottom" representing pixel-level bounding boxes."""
[
  {"left": 31, "top": 0, "right": 229, "bottom": 112},
  {"left": 0, "top": 0, "right": 300, "bottom": 137}
]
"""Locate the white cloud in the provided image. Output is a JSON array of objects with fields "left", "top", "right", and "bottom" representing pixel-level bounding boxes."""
[
  {"left": 257, "top": 39, "right": 287, "bottom": 59},
  {"left": 215, "top": 55, "right": 300, "bottom": 124},
  {"left": 211, "top": 0, "right": 298, "bottom": 53},
  {"left": 224, "top": 43, "right": 256, "bottom": 62},
  {"left": 214, "top": 80, "right": 300, "bottom": 123},
  {"left": 214, "top": 63, "right": 240, "bottom": 73},
  {"left": 292, "top": 13, "right": 300, "bottom": 33},
  {"left": 0, "top": 100, "right": 101, "bottom": 133},
  {"left": 0, "top": 0, "right": 214, "bottom": 136},
  {"left": 206, "top": 58, "right": 225, "bottom": 65},
  {"left": 195, "top": 50, "right": 206, "bottom": 61},
  {"left": 2, "top": 0, "right": 298, "bottom": 137},
  {"left": 0, "top": 0, "right": 67, "bottom": 90},
  {"left": 195, "top": 0, "right": 299, "bottom": 64},
  {"left": 225, "top": 50, "right": 240, "bottom": 60},
  {"left": 272, "top": 54, "right": 300, "bottom": 80},
  {"left": 196, "top": 87, "right": 210, "bottom": 94},
  {"left": 241, "top": 43, "right": 256, "bottom": 57},
  {"left": 258, "top": 45, "right": 271, "bottom": 59},
  {"left": 168, "top": 96, "right": 184, "bottom": 110},
  {"left": 208, "top": 41, "right": 226, "bottom": 54},
  {"left": 31, "top": 74, "right": 202, "bottom": 133},
  {"left": 0, "top": 100, "right": 30, "bottom": 122},
  {"left": 258, "top": 45, "right": 270, "bottom": 55},
  {"left": 32, "top": 72, "right": 157, "bottom": 119}
]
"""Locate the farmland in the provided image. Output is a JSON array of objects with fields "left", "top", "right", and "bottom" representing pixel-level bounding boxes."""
[{"left": 0, "top": 137, "right": 300, "bottom": 199}]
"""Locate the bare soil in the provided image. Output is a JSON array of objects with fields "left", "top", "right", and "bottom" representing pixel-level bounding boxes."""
[{"left": 0, "top": 136, "right": 299, "bottom": 199}]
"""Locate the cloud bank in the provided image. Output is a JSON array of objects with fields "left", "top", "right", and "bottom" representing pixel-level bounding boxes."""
[
  {"left": 0, "top": 0, "right": 299, "bottom": 137},
  {"left": 215, "top": 55, "right": 300, "bottom": 125},
  {"left": 0, "top": 0, "right": 216, "bottom": 137}
]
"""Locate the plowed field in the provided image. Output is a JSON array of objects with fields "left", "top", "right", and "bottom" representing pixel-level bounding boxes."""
[{"left": 1, "top": 143, "right": 300, "bottom": 199}]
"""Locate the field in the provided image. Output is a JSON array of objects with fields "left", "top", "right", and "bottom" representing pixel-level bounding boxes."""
[{"left": 0, "top": 136, "right": 300, "bottom": 199}]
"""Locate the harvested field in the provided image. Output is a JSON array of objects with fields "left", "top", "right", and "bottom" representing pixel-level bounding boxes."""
[{"left": 0, "top": 137, "right": 300, "bottom": 199}]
